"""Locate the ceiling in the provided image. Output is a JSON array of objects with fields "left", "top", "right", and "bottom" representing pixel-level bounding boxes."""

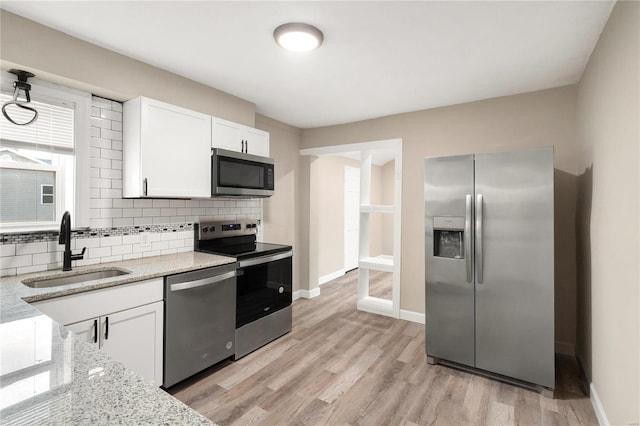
[{"left": 1, "top": 1, "right": 615, "bottom": 129}]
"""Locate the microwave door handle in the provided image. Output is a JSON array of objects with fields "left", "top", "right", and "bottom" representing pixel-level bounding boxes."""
[{"left": 238, "top": 250, "right": 292, "bottom": 268}]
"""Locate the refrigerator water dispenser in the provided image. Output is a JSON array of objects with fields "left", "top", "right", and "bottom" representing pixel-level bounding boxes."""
[{"left": 433, "top": 216, "right": 465, "bottom": 259}]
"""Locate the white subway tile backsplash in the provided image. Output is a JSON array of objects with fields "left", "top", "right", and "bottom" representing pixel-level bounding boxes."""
[
  {"left": 168, "top": 239, "right": 185, "bottom": 249},
  {"left": 100, "top": 188, "right": 122, "bottom": 199},
  {"left": 112, "top": 121, "right": 123, "bottom": 132},
  {"left": 101, "top": 209, "right": 122, "bottom": 219},
  {"left": 143, "top": 208, "right": 161, "bottom": 217},
  {"left": 91, "top": 157, "right": 112, "bottom": 169},
  {"left": 1, "top": 244, "right": 16, "bottom": 257},
  {"left": 16, "top": 242, "right": 48, "bottom": 255},
  {"left": 91, "top": 137, "right": 112, "bottom": 149},
  {"left": 111, "top": 160, "right": 123, "bottom": 170},
  {"left": 1, "top": 268, "right": 17, "bottom": 277},
  {"left": 1, "top": 255, "right": 32, "bottom": 269},
  {"left": 160, "top": 233, "right": 178, "bottom": 241},
  {"left": 152, "top": 200, "right": 170, "bottom": 208},
  {"left": 100, "top": 255, "right": 123, "bottom": 263},
  {"left": 134, "top": 199, "right": 153, "bottom": 208},
  {"left": 122, "top": 235, "right": 140, "bottom": 245},
  {"left": 113, "top": 218, "right": 134, "bottom": 227},
  {"left": 88, "top": 247, "right": 111, "bottom": 259},
  {"left": 122, "top": 208, "right": 142, "bottom": 217},
  {"left": 112, "top": 245, "right": 133, "bottom": 255},
  {"left": 91, "top": 117, "right": 111, "bottom": 129},
  {"left": 91, "top": 198, "right": 113, "bottom": 209},
  {"left": 113, "top": 199, "right": 133, "bottom": 208},
  {"left": 100, "top": 236, "right": 123, "bottom": 247},
  {"left": 161, "top": 248, "right": 178, "bottom": 256},
  {"left": 92, "top": 97, "right": 112, "bottom": 109},
  {"left": 161, "top": 208, "right": 177, "bottom": 217},
  {"left": 151, "top": 241, "right": 169, "bottom": 251},
  {"left": 101, "top": 128, "right": 123, "bottom": 141},
  {"left": 123, "top": 253, "right": 142, "bottom": 261},
  {"left": 169, "top": 200, "right": 186, "bottom": 208},
  {"left": 111, "top": 141, "right": 123, "bottom": 151},
  {"left": 91, "top": 177, "right": 112, "bottom": 189},
  {"left": 90, "top": 147, "right": 101, "bottom": 158},
  {"left": 111, "top": 101, "right": 122, "bottom": 112},
  {"left": 100, "top": 109, "right": 122, "bottom": 121},
  {"left": 17, "top": 264, "right": 48, "bottom": 275},
  {"left": 100, "top": 148, "right": 122, "bottom": 160},
  {"left": 112, "top": 180, "right": 123, "bottom": 189},
  {"left": 33, "top": 251, "right": 62, "bottom": 265},
  {"left": 75, "top": 238, "right": 101, "bottom": 249},
  {"left": 101, "top": 168, "right": 122, "bottom": 179},
  {"left": 152, "top": 217, "right": 171, "bottom": 225}
]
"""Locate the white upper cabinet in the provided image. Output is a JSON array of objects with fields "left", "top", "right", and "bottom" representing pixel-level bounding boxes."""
[
  {"left": 212, "top": 117, "right": 269, "bottom": 157},
  {"left": 123, "top": 97, "right": 211, "bottom": 198}
]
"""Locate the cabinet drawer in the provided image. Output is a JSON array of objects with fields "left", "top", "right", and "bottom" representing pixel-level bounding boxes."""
[{"left": 33, "top": 278, "right": 163, "bottom": 326}]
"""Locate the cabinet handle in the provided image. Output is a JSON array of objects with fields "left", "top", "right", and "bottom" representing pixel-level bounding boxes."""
[
  {"left": 143, "top": 178, "right": 148, "bottom": 196},
  {"left": 105, "top": 316, "right": 109, "bottom": 340},
  {"left": 93, "top": 319, "right": 98, "bottom": 343},
  {"left": 245, "top": 140, "right": 249, "bottom": 153},
  {"left": 241, "top": 140, "right": 245, "bottom": 153}
]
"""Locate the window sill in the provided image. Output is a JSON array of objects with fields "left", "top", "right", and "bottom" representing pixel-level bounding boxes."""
[{"left": 0, "top": 225, "right": 90, "bottom": 235}]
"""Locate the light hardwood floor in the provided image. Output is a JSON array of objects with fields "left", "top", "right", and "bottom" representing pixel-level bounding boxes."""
[{"left": 170, "top": 270, "right": 597, "bottom": 426}]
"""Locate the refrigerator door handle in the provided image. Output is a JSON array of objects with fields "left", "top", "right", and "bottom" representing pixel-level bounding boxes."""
[
  {"left": 465, "top": 194, "right": 473, "bottom": 283},
  {"left": 476, "top": 193, "right": 484, "bottom": 284}
]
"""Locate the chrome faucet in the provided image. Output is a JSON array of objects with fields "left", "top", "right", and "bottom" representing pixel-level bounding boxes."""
[{"left": 59, "top": 211, "right": 86, "bottom": 271}]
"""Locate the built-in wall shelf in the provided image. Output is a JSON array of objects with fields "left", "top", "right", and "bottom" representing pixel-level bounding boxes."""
[
  {"left": 360, "top": 204, "right": 394, "bottom": 214},
  {"left": 359, "top": 255, "right": 394, "bottom": 272}
]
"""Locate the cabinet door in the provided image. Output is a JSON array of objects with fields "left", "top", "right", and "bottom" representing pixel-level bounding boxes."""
[
  {"left": 243, "top": 127, "right": 269, "bottom": 157},
  {"left": 100, "top": 302, "right": 163, "bottom": 385},
  {"left": 66, "top": 318, "right": 99, "bottom": 348},
  {"left": 212, "top": 118, "right": 243, "bottom": 152},
  {"left": 140, "top": 98, "right": 211, "bottom": 198}
]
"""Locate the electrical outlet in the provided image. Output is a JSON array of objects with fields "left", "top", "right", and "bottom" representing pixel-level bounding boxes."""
[{"left": 140, "top": 233, "right": 151, "bottom": 250}]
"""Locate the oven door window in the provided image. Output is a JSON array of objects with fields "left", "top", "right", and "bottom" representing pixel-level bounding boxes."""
[
  {"left": 218, "top": 157, "right": 266, "bottom": 189},
  {"left": 236, "top": 256, "right": 292, "bottom": 327}
]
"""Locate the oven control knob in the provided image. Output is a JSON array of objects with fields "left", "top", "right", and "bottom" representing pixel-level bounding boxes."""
[
  {"left": 202, "top": 227, "right": 208, "bottom": 233},
  {"left": 279, "top": 286, "right": 284, "bottom": 294},
  {"left": 226, "top": 341, "right": 233, "bottom": 350}
]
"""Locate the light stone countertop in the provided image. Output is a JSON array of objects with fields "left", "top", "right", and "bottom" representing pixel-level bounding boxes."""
[{"left": 0, "top": 251, "right": 236, "bottom": 425}]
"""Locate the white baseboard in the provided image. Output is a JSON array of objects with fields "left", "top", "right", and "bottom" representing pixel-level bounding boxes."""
[
  {"left": 319, "top": 269, "right": 345, "bottom": 286},
  {"left": 357, "top": 297, "right": 393, "bottom": 317},
  {"left": 554, "top": 341, "right": 575, "bottom": 356},
  {"left": 296, "top": 287, "right": 320, "bottom": 299},
  {"left": 590, "top": 382, "right": 610, "bottom": 426},
  {"left": 400, "top": 309, "right": 426, "bottom": 324}
]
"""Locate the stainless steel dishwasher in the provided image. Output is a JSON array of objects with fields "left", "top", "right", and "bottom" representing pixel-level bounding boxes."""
[{"left": 163, "top": 263, "right": 236, "bottom": 388}]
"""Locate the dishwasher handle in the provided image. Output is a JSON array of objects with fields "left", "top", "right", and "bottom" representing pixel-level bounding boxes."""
[{"left": 170, "top": 270, "right": 236, "bottom": 292}]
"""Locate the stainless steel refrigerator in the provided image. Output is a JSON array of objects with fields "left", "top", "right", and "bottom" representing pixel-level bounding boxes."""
[{"left": 424, "top": 147, "right": 554, "bottom": 391}]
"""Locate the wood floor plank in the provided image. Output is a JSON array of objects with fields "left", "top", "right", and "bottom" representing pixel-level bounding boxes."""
[{"left": 170, "top": 269, "right": 599, "bottom": 426}]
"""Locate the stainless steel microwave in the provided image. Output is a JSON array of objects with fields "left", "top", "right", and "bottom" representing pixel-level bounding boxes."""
[{"left": 211, "top": 148, "right": 274, "bottom": 197}]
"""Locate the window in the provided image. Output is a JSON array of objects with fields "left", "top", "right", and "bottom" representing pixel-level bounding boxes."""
[{"left": 0, "top": 74, "right": 90, "bottom": 231}]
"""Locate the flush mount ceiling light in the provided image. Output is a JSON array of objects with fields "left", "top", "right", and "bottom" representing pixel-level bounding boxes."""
[{"left": 273, "top": 23, "right": 323, "bottom": 52}]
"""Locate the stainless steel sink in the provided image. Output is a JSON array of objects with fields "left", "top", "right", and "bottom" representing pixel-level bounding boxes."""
[{"left": 22, "top": 268, "right": 131, "bottom": 289}]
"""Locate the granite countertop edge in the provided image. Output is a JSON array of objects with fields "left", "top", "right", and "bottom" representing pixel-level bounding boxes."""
[{"left": 0, "top": 251, "right": 233, "bottom": 425}]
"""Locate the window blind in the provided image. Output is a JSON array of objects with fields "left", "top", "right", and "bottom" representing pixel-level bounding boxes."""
[{"left": 0, "top": 93, "right": 74, "bottom": 150}]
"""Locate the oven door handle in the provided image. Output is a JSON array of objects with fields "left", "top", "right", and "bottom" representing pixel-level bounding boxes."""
[
  {"left": 238, "top": 250, "right": 293, "bottom": 268},
  {"left": 170, "top": 270, "right": 236, "bottom": 292}
]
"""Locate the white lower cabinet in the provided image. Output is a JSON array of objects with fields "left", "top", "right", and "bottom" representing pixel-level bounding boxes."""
[
  {"left": 32, "top": 278, "right": 164, "bottom": 385},
  {"left": 65, "top": 302, "right": 163, "bottom": 384}
]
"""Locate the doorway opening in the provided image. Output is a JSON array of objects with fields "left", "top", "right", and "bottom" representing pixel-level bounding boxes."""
[{"left": 301, "top": 139, "right": 402, "bottom": 319}]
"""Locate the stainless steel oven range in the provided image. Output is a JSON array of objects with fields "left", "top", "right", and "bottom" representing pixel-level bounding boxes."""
[{"left": 195, "top": 219, "right": 293, "bottom": 359}]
